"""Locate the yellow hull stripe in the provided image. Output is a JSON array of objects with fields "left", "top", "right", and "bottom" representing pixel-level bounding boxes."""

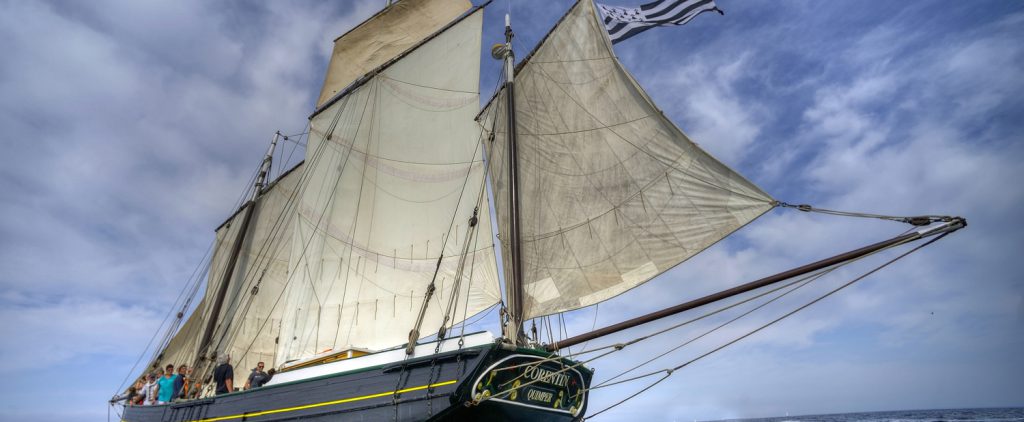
[{"left": 177, "top": 379, "right": 457, "bottom": 422}]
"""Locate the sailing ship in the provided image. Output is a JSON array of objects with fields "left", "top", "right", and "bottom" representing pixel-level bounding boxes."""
[{"left": 115, "top": 0, "right": 965, "bottom": 421}]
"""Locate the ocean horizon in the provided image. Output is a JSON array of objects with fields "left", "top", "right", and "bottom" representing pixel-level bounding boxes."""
[{"left": 710, "top": 407, "right": 1024, "bottom": 422}]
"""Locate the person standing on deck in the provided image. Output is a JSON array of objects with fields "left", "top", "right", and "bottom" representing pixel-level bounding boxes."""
[
  {"left": 157, "top": 364, "right": 177, "bottom": 404},
  {"left": 173, "top": 364, "right": 187, "bottom": 400},
  {"left": 141, "top": 373, "right": 159, "bottom": 405},
  {"left": 129, "top": 377, "right": 146, "bottom": 405},
  {"left": 213, "top": 354, "right": 234, "bottom": 395},
  {"left": 244, "top": 362, "right": 269, "bottom": 390}
]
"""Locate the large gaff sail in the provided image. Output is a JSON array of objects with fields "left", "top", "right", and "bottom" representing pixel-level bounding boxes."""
[
  {"left": 481, "top": 0, "right": 775, "bottom": 320},
  {"left": 316, "top": 0, "right": 472, "bottom": 108},
  {"left": 277, "top": 9, "right": 500, "bottom": 365}
]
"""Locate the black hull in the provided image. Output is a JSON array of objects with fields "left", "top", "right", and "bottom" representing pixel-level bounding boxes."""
[{"left": 122, "top": 343, "right": 593, "bottom": 422}]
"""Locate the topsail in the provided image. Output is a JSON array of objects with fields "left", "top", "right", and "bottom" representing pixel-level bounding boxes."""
[{"left": 316, "top": 0, "right": 473, "bottom": 107}]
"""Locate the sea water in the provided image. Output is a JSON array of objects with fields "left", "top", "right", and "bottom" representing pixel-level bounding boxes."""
[{"left": 719, "top": 408, "right": 1024, "bottom": 422}]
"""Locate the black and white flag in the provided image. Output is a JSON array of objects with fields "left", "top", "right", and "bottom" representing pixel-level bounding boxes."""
[{"left": 597, "top": 0, "right": 723, "bottom": 44}]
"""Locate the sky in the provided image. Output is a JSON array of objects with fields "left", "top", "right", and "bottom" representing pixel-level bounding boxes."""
[{"left": 0, "top": 0, "right": 1022, "bottom": 421}]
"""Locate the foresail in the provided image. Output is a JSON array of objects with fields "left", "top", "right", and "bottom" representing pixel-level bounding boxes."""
[
  {"left": 480, "top": 0, "right": 774, "bottom": 320},
  {"left": 316, "top": 0, "right": 472, "bottom": 108},
  {"left": 277, "top": 9, "right": 499, "bottom": 365}
]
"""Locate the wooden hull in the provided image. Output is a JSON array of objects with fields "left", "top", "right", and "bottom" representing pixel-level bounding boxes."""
[{"left": 121, "top": 343, "right": 592, "bottom": 422}]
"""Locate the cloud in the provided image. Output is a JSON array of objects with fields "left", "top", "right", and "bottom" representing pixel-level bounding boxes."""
[
  {"left": 0, "top": 295, "right": 163, "bottom": 372},
  {"left": 648, "top": 53, "right": 768, "bottom": 166}
]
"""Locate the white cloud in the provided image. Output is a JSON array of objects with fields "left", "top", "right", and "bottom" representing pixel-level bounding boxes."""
[
  {"left": 0, "top": 297, "right": 163, "bottom": 372},
  {"left": 649, "top": 53, "right": 768, "bottom": 165}
]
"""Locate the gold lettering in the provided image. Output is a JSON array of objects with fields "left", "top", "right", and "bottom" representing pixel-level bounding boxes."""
[
  {"left": 520, "top": 365, "right": 570, "bottom": 388},
  {"left": 527, "top": 389, "right": 554, "bottom": 403}
]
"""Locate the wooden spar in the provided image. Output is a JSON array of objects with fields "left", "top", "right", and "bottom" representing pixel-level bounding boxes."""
[
  {"left": 196, "top": 132, "right": 279, "bottom": 362},
  {"left": 196, "top": 200, "right": 256, "bottom": 360},
  {"left": 501, "top": 15, "right": 527, "bottom": 345},
  {"left": 546, "top": 217, "right": 966, "bottom": 351}
]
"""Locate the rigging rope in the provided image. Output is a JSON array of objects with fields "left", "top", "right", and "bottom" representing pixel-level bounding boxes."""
[
  {"left": 222, "top": 89, "right": 365, "bottom": 369},
  {"left": 472, "top": 266, "right": 829, "bottom": 402},
  {"left": 428, "top": 123, "right": 488, "bottom": 344},
  {"left": 197, "top": 126, "right": 312, "bottom": 349},
  {"left": 430, "top": 63, "right": 509, "bottom": 347},
  {"left": 593, "top": 267, "right": 830, "bottom": 388},
  {"left": 277, "top": 125, "right": 309, "bottom": 179},
  {"left": 113, "top": 237, "right": 215, "bottom": 395},
  {"left": 582, "top": 231, "right": 951, "bottom": 419},
  {"left": 471, "top": 224, "right": 950, "bottom": 413},
  {"left": 775, "top": 201, "right": 956, "bottom": 227},
  {"left": 186, "top": 88, "right": 362, "bottom": 389}
]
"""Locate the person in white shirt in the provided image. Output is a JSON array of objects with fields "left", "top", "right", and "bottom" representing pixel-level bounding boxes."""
[{"left": 142, "top": 372, "right": 160, "bottom": 406}]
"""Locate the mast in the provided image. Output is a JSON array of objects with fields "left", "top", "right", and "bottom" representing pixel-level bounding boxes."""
[
  {"left": 195, "top": 132, "right": 279, "bottom": 362},
  {"left": 497, "top": 14, "right": 527, "bottom": 345},
  {"left": 546, "top": 217, "right": 966, "bottom": 351},
  {"left": 255, "top": 131, "right": 281, "bottom": 191}
]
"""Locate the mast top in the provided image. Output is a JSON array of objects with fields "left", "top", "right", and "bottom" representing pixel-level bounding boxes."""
[{"left": 253, "top": 131, "right": 280, "bottom": 199}]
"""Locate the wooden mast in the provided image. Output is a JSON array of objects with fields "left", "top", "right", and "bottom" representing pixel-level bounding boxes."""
[
  {"left": 498, "top": 14, "right": 527, "bottom": 346},
  {"left": 195, "top": 132, "right": 280, "bottom": 363}
]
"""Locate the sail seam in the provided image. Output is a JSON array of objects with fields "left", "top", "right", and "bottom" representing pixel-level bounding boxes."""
[{"left": 379, "top": 74, "right": 480, "bottom": 94}]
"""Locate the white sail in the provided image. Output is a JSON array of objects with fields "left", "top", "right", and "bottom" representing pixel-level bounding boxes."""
[
  {"left": 480, "top": 0, "right": 775, "bottom": 320},
  {"left": 154, "top": 298, "right": 206, "bottom": 374},
  {"left": 212, "top": 164, "right": 304, "bottom": 382},
  {"left": 277, "top": 9, "right": 500, "bottom": 365},
  {"left": 151, "top": 164, "right": 304, "bottom": 387},
  {"left": 142, "top": 193, "right": 250, "bottom": 377},
  {"left": 162, "top": 200, "right": 250, "bottom": 367},
  {"left": 316, "top": 0, "right": 472, "bottom": 107}
]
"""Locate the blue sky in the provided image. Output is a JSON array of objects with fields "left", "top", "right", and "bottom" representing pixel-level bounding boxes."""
[{"left": 0, "top": 0, "right": 1022, "bottom": 421}]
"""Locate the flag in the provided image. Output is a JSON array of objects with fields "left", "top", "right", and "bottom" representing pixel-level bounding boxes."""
[{"left": 597, "top": 0, "right": 723, "bottom": 44}]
